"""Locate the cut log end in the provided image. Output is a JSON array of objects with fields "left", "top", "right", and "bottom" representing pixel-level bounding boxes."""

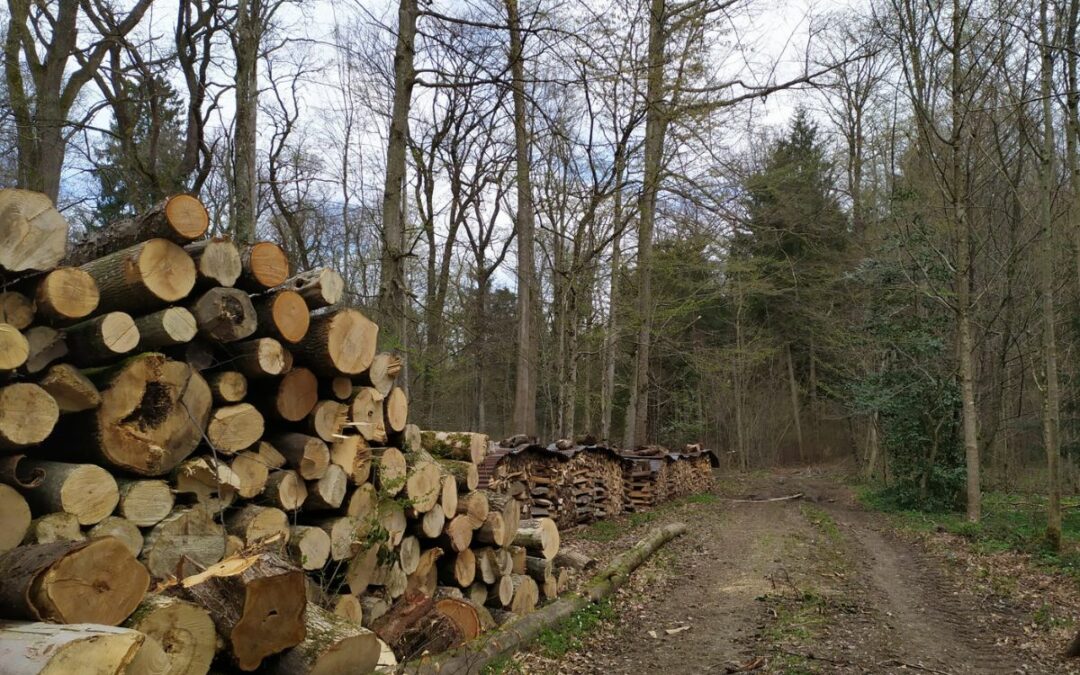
[
  {"left": 35, "top": 267, "right": 100, "bottom": 322},
  {"left": 0, "top": 383, "right": 59, "bottom": 449},
  {"left": 163, "top": 194, "right": 211, "bottom": 240}
]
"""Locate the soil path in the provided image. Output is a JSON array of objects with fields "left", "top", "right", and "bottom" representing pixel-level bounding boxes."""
[{"left": 539, "top": 468, "right": 1061, "bottom": 674}]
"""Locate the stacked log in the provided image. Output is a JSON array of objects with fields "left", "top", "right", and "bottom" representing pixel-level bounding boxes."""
[{"left": 0, "top": 190, "right": 554, "bottom": 673}]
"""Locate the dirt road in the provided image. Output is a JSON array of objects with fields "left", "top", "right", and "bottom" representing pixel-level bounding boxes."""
[{"left": 525, "top": 468, "right": 1074, "bottom": 674}]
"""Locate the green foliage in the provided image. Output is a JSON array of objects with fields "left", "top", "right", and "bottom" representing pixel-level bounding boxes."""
[{"left": 533, "top": 600, "right": 616, "bottom": 658}]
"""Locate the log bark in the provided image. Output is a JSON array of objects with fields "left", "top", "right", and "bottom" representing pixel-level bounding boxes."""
[
  {"left": 0, "top": 189, "right": 69, "bottom": 273},
  {"left": 294, "top": 308, "right": 378, "bottom": 377},
  {"left": 66, "top": 195, "right": 209, "bottom": 266},
  {"left": 87, "top": 516, "right": 144, "bottom": 557},
  {"left": 37, "top": 363, "right": 100, "bottom": 412},
  {"left": 0, "top": 485, "right": 31, "bottom": 553},
  {"left": 20, "top": 460, "right": 118, "bottom": 525},
  {"left": 180, "top": 550, "right": 306, "bottom": 671},
  {"left": 288, "top": 526, "right": 332, "bottom": 571},
  {"left": 123, "top": 594, "right": 217, "bottom": 675},
  {"left": 185, "top": 237, "right": 243, "bottom": 288},
  {"left": 278, "top": 268, "right": 344, "bottom": 309},
  {"left": 64, "top": 312, "right": 140, "bottom": 365},
  {"left": 269, "top": 433, "right": 330, "bottom": 480},
  {"left": 0, "top": 292, "right": 35, "bottom": 329},
  {"left": 440, "top": 460, "right": 479, "bottom": 493},
  {"left": 0, "top": 538, "right": 149, "bottom": 625},
  {"left": 22, "top": 326, "right": 67, "bottom": 374},
  {"left": 264, "top": 603, "right": 380, "bottom": 675},
  {"left": 266, "top": 368, "right": 319, "bottom": 422},
  {"left": 132, "top": 307, "right": 198, "bottom": 350},
  {"left": 237, "top": 242, "right": 290, "bottom": 291},
  {"left": 254, "top": 290, "right": 310, "bottom": 344},
  {"left": 514, "top": 518, "right": 559, "bottom": 560},
  {"left": 403, "top": 522, "right": 688, "bottom": 674},
  {"left": 206, "top": 403, "right": 265, "bottom": 454},
  {"left": 189, "top": 287, "right": 257, "bottom": 343},
  {"left": 358, "top": 352, "right": 402, "bottom": 396},
  {"left": 208, "top": 371, "right": 248, "bottom": 403},
  {"left": 420, "top": 431, "right": 488, "bottom": 464},
  {"left": 0, "top": 455, "right": 44, "bottom": 489},
  {"left": 264, "top": 470, "right": 308, "bottom": 511},
  {"left": 83, "top": 354, "right": 212, "bottom": 476},
  {"left": 0, "top": 384, "right": 57, "bottom": 450},
  {"left": 31, "top": 267, "right": 99, "bottom": 323},
  {"left": 0, "top": 621, "right": 145, "bottom": 675},
  {"left": 79, "top": 239, "right": 196, "bottom": 314},
  {"left": 229, "top": 337, "right": 289, "bottom": 378},
  {"left": 142, "top": 505, "right": 226, "bottom": 580},
  {"left": 0, "top": 324, "right": 29, "bottom": 372}
]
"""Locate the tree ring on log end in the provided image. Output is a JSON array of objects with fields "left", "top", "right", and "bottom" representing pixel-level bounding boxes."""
[
  {"left": 164, "top": 194, "right": 211, "bottom": 239},
  {"left": 138, "top": 240, "right": 197, "bottom": 302}
]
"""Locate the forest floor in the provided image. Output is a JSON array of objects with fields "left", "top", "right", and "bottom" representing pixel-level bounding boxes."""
[{"left": 493, "top": 466, "right": 1080, "bottom": 674}]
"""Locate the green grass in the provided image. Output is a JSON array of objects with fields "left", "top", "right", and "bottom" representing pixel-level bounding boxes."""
[
  {"left": 858, "top": 488, "right": 1080, "bottom": 578},
  {"left": 481, "top": 655, "right": 524, "bottom": 675},
  {"left": 801, "top": 505, "right": 842, "bottom": 543},
  {"left": 533, "top": 600, "right": 616, "bottom": 658}
]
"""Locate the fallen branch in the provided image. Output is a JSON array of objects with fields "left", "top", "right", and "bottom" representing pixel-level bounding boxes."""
[
  {"left": 729, "top": 493, "right": 804, "bottom": 503},
  {"left": 401, "top": 522, "right": 688, "bottom": 674}
]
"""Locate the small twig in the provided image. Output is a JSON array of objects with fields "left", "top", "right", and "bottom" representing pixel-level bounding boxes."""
[
  {"left": 729, "top": 493, "right": 805, "bottom": 503},
  {"left": 778, "top": 648, "right": 848, "bottom": 665},
  {"left": 877, "top": 659, "right": 953, "bottom": 674}
]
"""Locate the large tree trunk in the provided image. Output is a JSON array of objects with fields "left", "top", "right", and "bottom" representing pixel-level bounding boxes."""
[
  {"left": 232, "top": 0, "right": 263, "bottom": 245},
  {"left": 265, "top": 603, "right": 381, "bottom": 675},
  {"left": 66, "top": 195, "right": 209, "bottom": 266}
]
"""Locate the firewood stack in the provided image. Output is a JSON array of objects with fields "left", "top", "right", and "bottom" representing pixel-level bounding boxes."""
[{"left": 0, "top": 189, "right": 559, "bottom": 674}]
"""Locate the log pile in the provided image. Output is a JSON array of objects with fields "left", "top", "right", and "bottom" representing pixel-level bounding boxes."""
[{"left": 0, "top": 189, "right": 561, "bottom": 674}]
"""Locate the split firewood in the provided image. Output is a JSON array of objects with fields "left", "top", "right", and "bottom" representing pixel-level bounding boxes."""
[
  {"left": 64, "top": 312, "right": 140, "bottom": 365},
  {"left": 81, "top": 354, "right": 212, "bottom": 476},
  {"left": 185, "top": 237, "right": 243, "bottom": 288},
  {"left": 79, "top": 239, "right": 196, "bottom": 314},
  {"left": 189, "top": 287, "right": 257, "bottom": 343},
  {"left": 87, "top": 516, "right": 144, "bottom": 557},
  {"left": 270, "top": 432, "right": 330, "bottom": 480},
  {"left": 0, "top": 538, "right": 149, "bottom": 625},
  {"left": 253, "top": 289, "right": 310, "bottom": 344},
  {"left": 0, "top": 384, "right": 57, "bottom": 450},
  {"left": 278, "top": 268, "right": 344, "bottom": 309},
  {"left": 30, "top": 267, "right": 99, "bottom": 324},
  {"left": 0, "top": 291, "right": 35, "bottom": 329},
  {"left": 18, "top": 460, "right": 118, "bottom": 525},
  {"left": 206, "top": 403, "right": 265, "bottom": 454},
  {"left": 0, "top": 621, "right": 146, "bottom": 674},
  {"left": 142, "top": 505, "right": 226, "bottom": 580},
  {"left": 66, "top": 194, "right": 208, "bottom": 266},
  {"left": 36, "top": 363, "right": 101, "bottom": 412},
  {"left": 229, "top": 337, "right": 289, "bottom": 378},
  {"left": 294, "top": 308, "right": 378, "bottom": 377},
  {"left": 123, "top": 594, "right": 217, "bottom": 675},
  {"left": 0, "top": 485, "right": 31, "bottom": 553},
  {"left": 132, "top": 306, "right": 198, "bottom": 350},
  {"left": 208, "top": 370, "right": 248, "bottom": 403},
  {"left": 253, "top": 440, "right": 287, "bottom": 470},
  {"left": 180, "top": 549, "right": 306, "bottom": 671},
  {"left": 237, "top": 241, "right": 290, "bottom": 291},
  {"left": 0, "top": 188, "right": 69, "bottom": 273}
]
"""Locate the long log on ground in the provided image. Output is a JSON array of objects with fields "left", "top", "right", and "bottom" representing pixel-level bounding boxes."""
[
  {"left": 19, "top": 460, "right": 118, "bottom": 525},
  {"left": 22, "top": 326, "right": 66, "bottom": 374},
  {"left": 277, "top": 268, "right": 344, "bottom": 309},
  {"left": 254, "top": 289, "right": 310, "bottom": 344},
  {"left": 81, "top": 353, "right": 212, "bottom": 476},
  {"left": 0, "top": 485, "right": 31, "bottom": 553},
  {"left": 64, "top": 311, "right": 140, "bottom": 365},
  {"left": 403, "top": 522, "right": 688, "bottom": 674},
  {"left": 0, "top": 621, "right": 146, "bottom": 675},
  {"left": 420, "top": 431, "right": 488, "bottom": 464},
  {"left": 123, "top": 594, "right": 217, "bottom": 675},
  {"left": 0, "top": 292, "right": 35, "bottom": 329},
  {"left": 189, "top": 287, "right": 257, "bottom": 343},
  {"left": 65, "top": 195, "right": 208, "bottom": 266},
  {"left": 294, "top": 308, "right": 378, "bottom": 377},
  {"left": 180, "top": 549, "right": 306, "bottom": 671},
  {"left": 132, "top": 306, "right": 198, "bottom": 350},
  {"left": 185, "top": 237, "right": 243, "bottom": 287},
  {"left": 0, "top": 383, "right": 58, "bottom": 450},
  {"left": 0, "top": 189, "right": 69, "bottom": 273},
  {"left": 31, "top": 267, "right": 99, "bottom": 323},
  {"left": 264, "top": 603, "right": 380, "bottom": 675},
  {"left": 237, "top": 242, "right": 290, "bottom": 291},
  {"left": 79, "top": 239, "right": 196, "bottom": 314},
  {"left": 36, "top": 363, "right": 100, "bottom": 413},
  {"left": 0, "top": 538, "right": 149, "bottom": 625}
]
